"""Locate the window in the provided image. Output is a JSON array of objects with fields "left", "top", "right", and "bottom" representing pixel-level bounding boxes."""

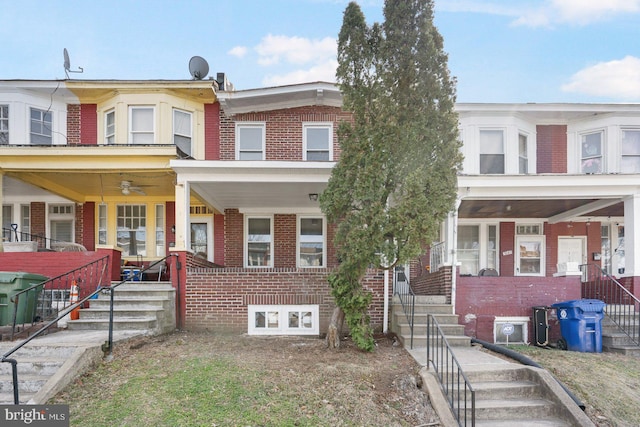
[
  {"left": 0, "top": 105, "right": 8, "bottom": 145},
  {"left": 155, "top": 204, "right": 165, "bottom": 257},
  {"left": 236, "top": 123, "right": 265, "bottom": 160},
  {"left": 129, "top": 107, "right": 154, "bottom": 144},
  {"left": 494, "top": 317, "right": 529, "bottom": 344},
  {"left": 458, "top": 224, "right": 499, "bottom": 275},
  {"left": 248, "top": 305, "right": 319, "bottom": 335},
  {"left": 601, "top": 225, "right": 611, "bottom": 274},
  {"left": 518, "top": 133, "right": 528, "bottom": 174},
  {"left": 479, "top": 130, "right": 504, "bottom": 174},
  {"left": 20, "top": 205, "right": 30, "bottom": 235},
  {"left": 2, "top": 205, "right": 12, "bottom": 240},
  {"left": 621, "top": 129, "right": 640, "bottom": 173},
  {"left": 303, "top": 123, "right": 332, "bottom": 161},
  {"left": 49, "top": 204, "right": 74, "bottom": 242},
  {"left": 516, "top": 236, "right": 544, "bottom": 276},
  {"left": 98, "top": 204, "right": 107, "bottom": 245},
  {"left": 117, "top": 204, "right": 146, "bottom": 256},
  {"left": 246, "top": 216, "right": 272, "bottom": 267},
  {"left": 30, "top": 107, "right": 52, "bottom": 145},
  {"left": 105, "top": 110, "right": 115, "bottom": 144},
  {"left": 516, "top": 224, "right": 541, "bottom": 235},
  {"left": 299, "top": 217, "right": 324, "bottom": 267},
  {"left": 581, "top": 131, "right": 603, "bottom": 174},
  {"left": 173, "top": 109, "right": 192, "bottom": 157}
]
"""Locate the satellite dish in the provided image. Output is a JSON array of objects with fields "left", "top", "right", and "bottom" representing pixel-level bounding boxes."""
[
  {"left": 63, "top": 48, "right": 84, "bottom": 79},
  {"left": 189, "top": 56, "right": 209, "bottom": 80}
]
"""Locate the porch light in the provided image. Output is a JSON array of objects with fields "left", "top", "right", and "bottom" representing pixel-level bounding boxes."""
[{"left": 308, "top": 193, "right": 318, "bottom": 202}]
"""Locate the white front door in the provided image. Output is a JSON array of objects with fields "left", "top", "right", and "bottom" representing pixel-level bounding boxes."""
[
  {"left": 190, "top": 218, "right": 213, "bottom": 261},
  {"left": 558, "top": 237, "right": 585, "bottom": 272}
]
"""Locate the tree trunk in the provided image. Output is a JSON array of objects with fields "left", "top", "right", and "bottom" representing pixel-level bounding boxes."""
[{"left": 326, "top": 307, "right": 345, "bottom": 349}]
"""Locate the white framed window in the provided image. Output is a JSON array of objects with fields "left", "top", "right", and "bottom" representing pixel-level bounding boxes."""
[
  {"left": 20, "top": 205, "right": 30, "bottom": 235},
  {"left": 298, "top": 216, "right": 325, "bottom": 267},
  {"left": 117, "top": 204, "right": 147, "bottom": 256},
  {"left": 49, "top": 204, "right": 74, "bottom": 242},
  {"left": 0, "top": 105, "right": 8, "bottom": 145},
  {"left": 236, "top": 123, "right": 265, "bottom": 160},
  {"left": 303, "top": 123, "right": 332, "bottom": 161},
  {"left": 245, "top": 216, "right": 272, "bottom": 267},
  {"left": 98, "top": 204, "right": 107, "bottom": 245},
  {"left": 248, "top": 305, "right": 319, "bottom": 335},
  {"left": 620, "top": 129, "right": 640, "bottom": 173},
  {"left": 518, "top": 133, "right": 528, "bottom": 174},
  {"left": 173, "top": 109, "right": 192, "bottom": 157},
  {"left": 516, "top": 224, "right": 542, "bottom": 235},
  {"left": 30, "top": 107, "right": 52, "bottom": 145},
  {"left": 479, "top": 129, "right": 504, "bottom": 174},
  {"left": 516, "top": 235, "right": 545, "bottom": 276},
  {"left": 494, "top": 317, "right": 529, "bottom": 344},
  {"left": 129, "top": 106, "right": 154, "bottom": 145},
  {"left": 457, "top": 223, "right": 499, "bottom": 276},
  {"left": 580, "top": 130, "right": 603, "bottom": 174},
  {"left": 155, "top": 204, "right": 165, "bottom": 257},
  {"left": 105, "top": 109, "right": 115, "bottom": 144}
]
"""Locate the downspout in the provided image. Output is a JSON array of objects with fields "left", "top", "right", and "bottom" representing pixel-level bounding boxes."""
[
  {"left": 383, "top": 268, "right": 389, "bottom": 333},
  {"left": 450, "top": 198, "right": 461, "bottom": 310}
]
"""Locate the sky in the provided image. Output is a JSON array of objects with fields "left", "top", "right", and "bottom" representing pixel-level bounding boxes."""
[{"left": 2, "top": 0, "right": 640, "bottom": 103}]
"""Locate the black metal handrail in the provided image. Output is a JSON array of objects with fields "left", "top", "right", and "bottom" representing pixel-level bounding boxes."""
[
  {"left": 426, "top": 314, "right": 475, "bottom": 427},
  {"left": 581, "top": 263, "right": 640, "bottom": 346},
  {"left": 2, "top": 225, "right": 65, "bottom": 250},
  {"left": 393, "top": 269, "right": 415, "bottom": 349},
  {"left": 9, "top": 256, "right": 110, "bottom": 339}
]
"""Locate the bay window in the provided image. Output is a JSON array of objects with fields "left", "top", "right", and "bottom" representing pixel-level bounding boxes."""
[
  {"left": 580, "top": 131, "right": 603, "bottom": 174},
  {"left": 30, "top": 107, "right": 52, "bottom": 145},
  {"left": 129, "top": 107, "right": 154, "bottom": 144},
  {"left": 479, "top": 130, "right": 504, "bottom": 174},
  {"left": 621, "top": 129, "right": 640, "bottom": 173}
]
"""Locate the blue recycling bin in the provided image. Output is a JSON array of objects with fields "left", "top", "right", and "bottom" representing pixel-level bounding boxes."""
[{"left": 551, "top": 299, "right": 605, "bottom": 352}]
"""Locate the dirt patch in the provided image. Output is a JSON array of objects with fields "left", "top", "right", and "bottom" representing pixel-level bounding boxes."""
[{"left": 53, "top": 331, "right": 440, "bottom": 426}]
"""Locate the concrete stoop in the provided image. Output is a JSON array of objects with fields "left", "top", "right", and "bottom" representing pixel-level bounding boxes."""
[
  {"left": 421, "top": 363, "right": 594, "bottom": 427},
  {"left": 66, "top": 281, "right": 176, "bottom": 335},
  {"left": 601, "top": 314, "right": 640, "bottom": 357}
]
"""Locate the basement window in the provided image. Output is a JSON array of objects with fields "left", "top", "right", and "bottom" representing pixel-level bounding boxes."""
[
  {"left": 248, "top": 305, "right": 319, "bottom": 336},
  {"left": 493, "top": 317, "right": 529, "bottom": 345}
]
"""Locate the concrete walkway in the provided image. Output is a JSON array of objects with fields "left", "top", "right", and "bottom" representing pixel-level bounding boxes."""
[{"left": 407, "top": 344, "right": 513, "bottom": 369}]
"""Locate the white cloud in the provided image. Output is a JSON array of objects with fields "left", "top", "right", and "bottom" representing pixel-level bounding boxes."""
[
  {"left": 438, "top": 0, "right": 640, "bottom": 27},
  {"left": 562, "top": 56, "right": 640, "bottom": 100},
  {"left": 255, "top": 34, "right": 336, "bottom": 66},
  {"left": 228, "top": 46, "right": 248, "bottom": 58},
  {"left": 262, "top": 60, "right": 338, "bottom": 87}
]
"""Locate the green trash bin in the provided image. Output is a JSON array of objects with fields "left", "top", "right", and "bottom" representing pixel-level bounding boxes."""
[{"left": 0, "top": 272, "right": 48, "bottom": 326}]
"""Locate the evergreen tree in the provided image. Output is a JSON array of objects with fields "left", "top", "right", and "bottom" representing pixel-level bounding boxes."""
[{"left": 321, "top": 0, "right": 463, "bottom": 351}]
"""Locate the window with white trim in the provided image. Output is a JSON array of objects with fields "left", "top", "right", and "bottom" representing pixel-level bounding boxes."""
[
  {"left": 621, "top": 129, "right": 640, "bottom": 173},
  {"left": 518, "top": 133, "right": 528, "bottom": 174},
  {"left": 0, "top": 105, "right": 8, "bottom": 145},
  {"left": 457, "top": 224, "right": 499, "bottom": 276},
  {"left": 581, "top": 131, "right": 603, "bottom": 174},
  {"left": 299, "top": 217, "right": 325, "bottom": 267},
  {"left": 49, "top": 204, "right": 74, "bottom": 242},
  {"left": 117, "top": 204, "right": 146, "bottom": 256},
  {"left": 98, "top": 204, "right": 107, "bottom": 245},
  {"left": 236, "top": 123, "right": 265, "bottom": 160},
  {"left": 494, "top": 317, "right": 529, "bottom": 344},
  {"left": 248, "top": 305, "right": 319, "bottom": 335},
  {"left": 30, "top": 107, "right": 52, "bottom": 145},
  {"left": 173, "top": 109, "right": 192, "bottom": 157},
  {"left": 479, "top": 129, "right": 504, "bottom": 174},
  {"left": 20, "top": 205, "right": 30, "bottom": 235},
  {"left": 246, "top": 216, "right": 272, "bottom": 267},
  {"left": 129, "top": 107, "right": 154, "bottom": 145},
  {"left": 105, "top": 109, "right": 115, "bottom": 144},
  {"left": 303, "top": 123, "right": 332, "bottom": 161},
  {"left": 516, "top": 235, "right": 545, "bottom": 276},
  {"left": 155, "top": 204, "right": 165, "bottom": 257}
]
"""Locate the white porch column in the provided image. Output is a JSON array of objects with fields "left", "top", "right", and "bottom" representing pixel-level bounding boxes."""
[
  {"left": 173, "top": 180, "right": 190, "bottom": 252},
  {"left": 0, "top": 173, "right": 3, "bottom": 252},
  {"left": 623, "top": 194, "right": 640, "bottom": 277}
]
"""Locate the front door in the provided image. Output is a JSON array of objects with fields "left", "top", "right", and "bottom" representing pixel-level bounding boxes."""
[
  {"left": 557, "top": 237, "right": 585, "bottom": 272},
  {"left": 190, "top": 220, "right": 213, "bottom": 261}
]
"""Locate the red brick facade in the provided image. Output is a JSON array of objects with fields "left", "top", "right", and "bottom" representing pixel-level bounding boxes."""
[
  {"left": 536, "top": 125, "right": 567, "bottom": 173},
  {"left": 67, "top": 104, "right": 81, "bottom": 145},
  {"left": 80, "top": 104, "right": 98, "bottom": 145},
  {"left": 204, "top": 103, "right": 220, "bottom": 160}
]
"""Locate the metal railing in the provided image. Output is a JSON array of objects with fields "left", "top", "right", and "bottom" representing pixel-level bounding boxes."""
[
  {"left": 429, "top": 241, "right": 446, "bottom": 272},
  {"left": 9, "top": 256, "right": 110, "bottom": 339},
  {"left": 2, "top": 225, "right": 66, "bottom": 250},
  {"left": 426, "top": 314, "right": 475, "bottom": 427},
  {"left": 393, "top": 268, "right": 415, "bottom": 349},
  {"left": 581, "top": 263, "right": 640, "bottom": 346}
]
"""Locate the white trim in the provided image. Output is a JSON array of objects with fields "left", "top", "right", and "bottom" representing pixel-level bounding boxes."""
[
  {"left": 189, "top": 215, "right": 214, "bottom": 262},
  {"left": 303, "top": 122, "right": 333, "bottom": 161},
  {"left": 244, "top": 215, "right": 273, "bottom": 268},
  {"left": 297, "top": 215, "right": 326, "bottom": 268},
  {"left": 235, "top": 122, "right": 266, "bottom": 160},
  {"left": 248, "top": 305, "right": 319, "bottom": 335},
  {"left": 494, "top": 316, "right": 529, "bottom": 344},
  {"left": 515, "top": 235, "right": 545, "bottom": 277},
  {"left": 104, "top": 109, "right": 115, "bottom": 145},
  {"left": 128, "top": 106, "right": 155, "bottom": 145}
]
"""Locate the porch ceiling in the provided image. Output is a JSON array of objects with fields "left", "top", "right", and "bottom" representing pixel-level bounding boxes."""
[{"left": 459, "top": 199, "right": 624, "bottom": 220}]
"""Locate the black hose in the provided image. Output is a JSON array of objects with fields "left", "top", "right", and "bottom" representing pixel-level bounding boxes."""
[{"left": 471, "top": 337, "right": 586, "bottom": 411}]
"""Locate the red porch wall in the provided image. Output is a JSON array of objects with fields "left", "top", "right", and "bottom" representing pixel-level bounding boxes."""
[
  {"left": 499, "top": 222, "right": 515, "bottom": 276},
  {"left": 0, "top": 250, "right": 113, "bottom": 280},
  {"left": 183, "top": 268, "right": 386, "bottom": 334},
  {"left": 456, "top": 274, "right": 581, "bottom": 343},
  {"left": 30, "top": 202, "right": 46, "bottom": 247},
  {"left": 81, "top": 202, "right": 95, "bottom": 250},
  {"left": 165, "top": 202, "right": 175, "bottom": 254}
]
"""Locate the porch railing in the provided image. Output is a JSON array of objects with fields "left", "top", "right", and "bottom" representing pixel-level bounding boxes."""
[
  {"left": 8, "top": 256, "right": 110, "bottom": 339},
  {"left": 393, "top": 268, "right": 415, "bottom": 349},
  {"left": 2, "top": 225, "right": 66, "bottom": 250},
  {"left": 580, "top": 263, "right": 640, "bottom": 346},
  {"left": 427, "top": 314, "right": 476, "bottom": 427},
  {"left": 429, "top": 241, "right": 445, "bottom": 272}
]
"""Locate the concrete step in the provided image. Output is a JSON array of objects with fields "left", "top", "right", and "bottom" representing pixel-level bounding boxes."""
[
  {"left": 392, "top": 302, "right": 454, "bottom": 315},
  {"left": 0, "top": 391, "right": 35, "bottom": 405},
  {"left": 0, "top": 358, "right": 65, "bottom": 376},
  {"left": 475, "top": 418, "right": 570, "bottom": 426},
  {"left": 79, "top": 307, "right": 164, "bottom": 320},
  {"left": 88, "top": 297, "right": 172, "bottom": 310},
  {"left": 466, "top": 397, "right": 557, "bottom": 421},
  {"left": 393, "top": 311, "right": 460, "bottom": 325},
  {"left": 603, "top": 344, "right": 640, "bottom": 357},
  {"left": 0, "top": 374, "right": 48, "bottom": 393},
  {"left": 66, "top": 317, "right": 157, "bottom": 331},
  {"left": 406, "top": 334, "right": 471, "bottom": 348},
  {"left": 472, "top": 380, "right": 540, "bottom": 400},
  {"left": 602, "top": 332, "right": 639, "bottom": 347},
  {"left": 395, "top": 321, "right": 465, "bottom": 337}
]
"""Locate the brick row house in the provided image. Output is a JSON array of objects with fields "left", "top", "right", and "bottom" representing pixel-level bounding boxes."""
[{"left": 2, "top": 78, "right": 640, "bottom": 344}]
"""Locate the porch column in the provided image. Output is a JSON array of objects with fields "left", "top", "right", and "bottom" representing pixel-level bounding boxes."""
[
  {"left": 173, "top": 180, "right": 190, "bottom": 252},
  {"left": 0, "top": 172, "right": 3, "bottom": 252},
  {"left": 623, "top": 194, "right": 640, "bottom": 277}
]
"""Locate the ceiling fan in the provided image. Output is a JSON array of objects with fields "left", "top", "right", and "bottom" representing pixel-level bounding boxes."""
[{"left": 120, "top": 180, "right": 147, "bottom": 196}]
